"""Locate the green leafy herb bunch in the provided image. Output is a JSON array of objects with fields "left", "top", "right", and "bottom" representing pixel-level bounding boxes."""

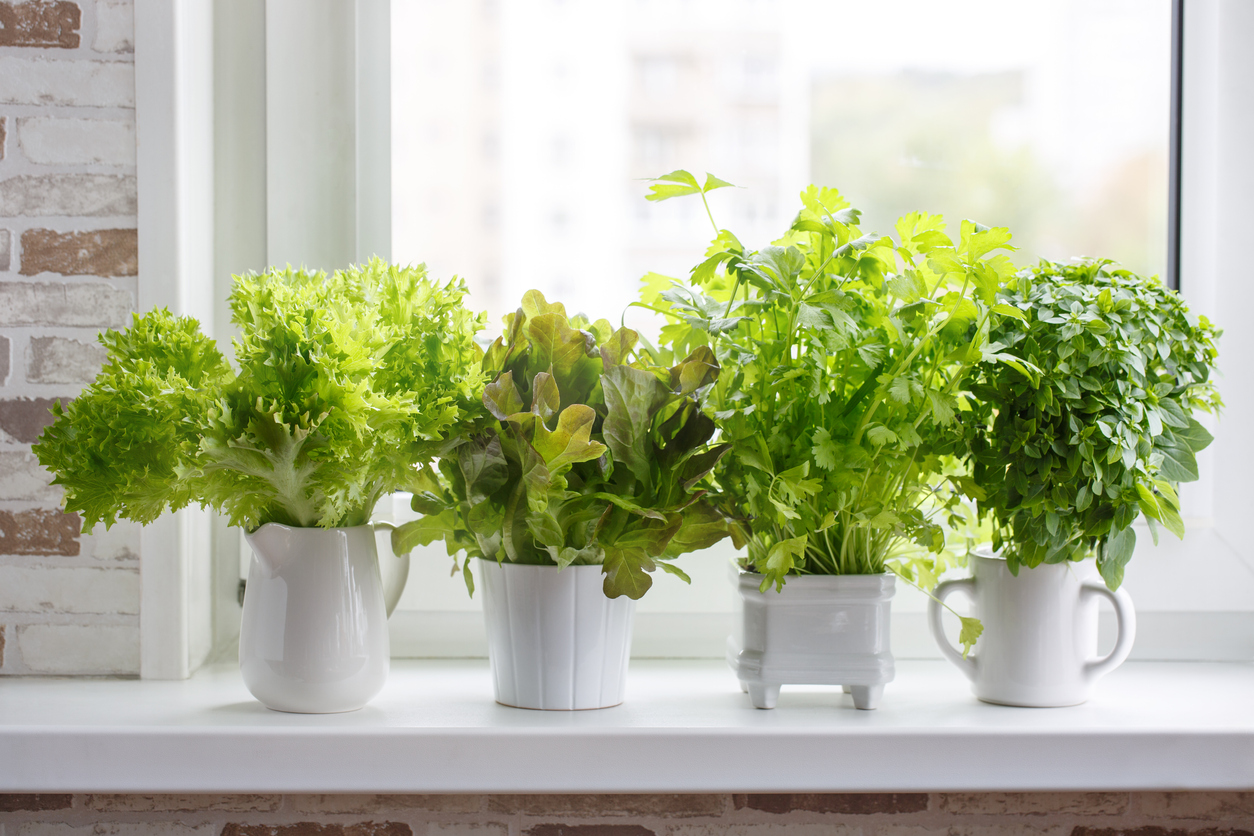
[
  {"left": 960, "top": 258, "right": 1221, "bottom": 588},
  {"left": 35, "top": 258, "right": 487, "bottom": 532},
  {"left": 639, "top": 171, "right": 1035, "bottom": 604},
  {"left": 391, "top": 290, "right": 731, "bottom": 600}
]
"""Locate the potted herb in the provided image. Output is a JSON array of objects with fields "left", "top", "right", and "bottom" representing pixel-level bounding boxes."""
[
  {"left": 641, "top": 172, "right": 1027, "bottom": 709},
  {"left": 34, "top": 260, "right": 485, "bottom": 713},
  {"left": 392, "top": 290, "right": 729, "bottom": 710},
  {"left": 929, "top": 259, "right": 1221, "bottom": 706}
]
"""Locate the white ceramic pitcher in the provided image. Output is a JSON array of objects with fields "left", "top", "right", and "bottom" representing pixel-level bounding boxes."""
[
  {"left": 240, "top": 522, "right": 408, "bottom": 714},
  {"left": 928, "top": 553, "right": 1136, "bottom": 707}
]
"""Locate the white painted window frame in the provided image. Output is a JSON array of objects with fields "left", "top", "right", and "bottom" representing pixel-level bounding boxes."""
[
  {"left": 133, "top": 0, "right": 390, "bottom": 678},
  {"left": 134, "top": 0, "right": 1254, "bottom": 677}
]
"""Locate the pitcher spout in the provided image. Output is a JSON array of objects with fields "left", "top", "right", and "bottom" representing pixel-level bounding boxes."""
[{"left": 244, "top": 522, "right": 298, "bottom": 575}]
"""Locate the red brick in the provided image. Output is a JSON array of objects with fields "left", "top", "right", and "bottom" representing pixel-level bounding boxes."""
[
  {"left": 732, "top": 793, "right": 929, "bottom": 815},
  {"left": 0, "top": 793, "right": 74, "bottom": 811},
  {"left": 222, "top": 825, "right": 412, "bottom": 836},
  {"left": 526, "top": 828, "right": 655, "bottom": 836},
  {"left": 1, "top": 115, "right": 6, "bottom": 159},
  {"left": 20, "top": 228, "right": 137, "bottom": 277},
  {"left": 1071, "top": 829, "right": 1253, "bottom": 836},
  {"left": 0, "top": 508, "right": 81, "bottom": 555},
  {"left": 488, "top": 795, "right": 724, "bottom": 817},
  {"left": 0, "top": 623, "right": 5, "bottom": 666},
  {"left": 0, "top": 1, "right": 81, "bottom": 48},
  {"left": 0, "top": 396, "right": 67, "bottom": 443}
]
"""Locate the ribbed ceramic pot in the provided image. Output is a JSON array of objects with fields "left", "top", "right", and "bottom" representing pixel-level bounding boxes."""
[
  {"left": 928, "top": 553, "right": 1136, "bottom": 707},
  {"left": 479, "top": 560, "right": 636, "bottom": 710},
  {"left": 241, "top": 523, "right": 392, "bottom": 714},
  {"left": 728, "top": 570, "right": 896, "bottom": 710}
]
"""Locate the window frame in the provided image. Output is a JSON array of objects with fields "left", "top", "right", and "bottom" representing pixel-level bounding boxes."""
[{"left": 136, "top": 0, "right": 1254, "bottom": 677}]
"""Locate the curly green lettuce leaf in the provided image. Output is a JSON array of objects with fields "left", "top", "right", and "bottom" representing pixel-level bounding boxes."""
[
  {"left": 36, "top": 259, "right": 487, "bottom": 532},
  {"left": 33, "top": 309, "right": 231, "bottom": 529}
]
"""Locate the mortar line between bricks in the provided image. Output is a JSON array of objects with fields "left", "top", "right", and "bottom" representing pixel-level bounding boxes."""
[
  {"left": 0, "top": 48, "right": 135, "bottom": 64},
  {"left": 0, "top": 105, "right": 136, "bottom": 120}
]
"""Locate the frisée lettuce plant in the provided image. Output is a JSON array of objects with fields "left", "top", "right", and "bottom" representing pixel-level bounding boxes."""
[
  {"left": 35, "top": 259, "right": 486, "bottom": 531},
  {"left": 960, "top": 259, "right": 1221, "bottom": 589},
  {"left": 391, "top": 290, "right": 731, "bottom": 600},
  {"left": 639, "top": 171, "right": 1040, "bottom": 654}
]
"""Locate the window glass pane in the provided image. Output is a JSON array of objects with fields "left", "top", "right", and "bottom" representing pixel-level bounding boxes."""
[
  {"left": 390, "top": 0, "right": 1172, "bottom": 628},
  {"left": 393, "top": 0, "right": 1170, "bottom": 319}
]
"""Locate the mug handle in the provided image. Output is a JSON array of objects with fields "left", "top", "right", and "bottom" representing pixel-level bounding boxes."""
[
  {"left": 928, "top": 577, "right": 978, "bottom": 682},
  {"left": 1080, "top": 581, "right": 1137, "bottom": 683},
  {"left": 371, "top": 520, "right": 410, "bottom": 618}
]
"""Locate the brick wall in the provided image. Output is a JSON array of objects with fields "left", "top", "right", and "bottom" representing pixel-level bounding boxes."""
[
  {"left": 0, "top": 793, "right": 1251, "bottom": 835},
  {"left": 0, "top": 0, "right": 141, "bottom": 675}
]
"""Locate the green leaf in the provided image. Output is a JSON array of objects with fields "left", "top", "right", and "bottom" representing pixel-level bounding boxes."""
[
  {"left": 657, "top": 560, "right": 692, "bottom": 583},
  {"left": 639, "top": 272, "right": 677, "bottom": 307},
  {"left": 484, "top": 371, "right": 525, "bottom": 420},
  {"left": 759, "top": 536, "right": 808, "bottom": 592},
  {"left": 456, "top": 435, "right": 510, "bottom": 505},
  {"left": 1098, "top": 526, "right": 1136, "bottom": 590},
  {"left": 602, "top": 545, "right": 655, "bottom": 598},
  {"left": 702, "top": 173, "right": 736, "bottom": 193},
  {"left": 958, "top": 616, "right": 984, "bottom": 658},
  {"left": 669, "top": 345, "right": 720, "bottom": 395},
  {"left": 866, "top": 425, "right": 897, "bottom": 447},
  {"left": 645, "top": 170, "right": 702, "bottom": 202},
  {"left": 662, "top": 500, "right": 730, "bottom": 557},
  {"left": 991, "top": 303, "right": 1027, "bottom": 322},
  {"left": 1155, "top": 429, "right": 1200, "bottom": 483},
  {"left": 599, "top": 327, "right": 639, "bottom": 367},
  {"left": 959, "top": 220, "right": 1015, "bottom": 262},
  {"left": 520, "top": 288, "right": 567, "bottom": 319},
  {"left": 526, "top": 509, "right": 564, "bottom": 550},
  {"left": 587, "top": 491, "right": 667, "bottom": 521},
  {"left": 526, "top": 312, "right": 601, "bottom": 405},
  {"left": 678, "top": 442, "right": 731, "bottom": 491},
  {"left": 528, "top": 372, "right": 561, "bottom": 421},
  {"left": 1176, "top": 417, "right": 1214, "bottom": 453},
  {"left": 601, "top": 515, "right": 682, "bottom": 599},
  {"left": 601, "top": 364, "right": 671, "bottom": 483},
  {"left": 392, "top": 510, "right": 457, "bottom": 555},
  {"left": 532, "top": 404, "right": 607, "bottom": 473},
  {"left": 811, "top": 427, "right": 840, "bottom": 470}
]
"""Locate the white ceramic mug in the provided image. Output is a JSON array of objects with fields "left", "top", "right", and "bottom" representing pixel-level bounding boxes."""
[{"left": 928, "top": 553, "right": 1136, "bottom": 706}]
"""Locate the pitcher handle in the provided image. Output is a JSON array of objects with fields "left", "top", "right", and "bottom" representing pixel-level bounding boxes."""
[
  {"left": 371, "top": 520, "right": 409, "bottom": 618},
  {"left": 1081, "top": 581, "right": 1136, "bottom": 683},
  {"left": 928, "top": 577, "right": 978, "bottom": 681}
]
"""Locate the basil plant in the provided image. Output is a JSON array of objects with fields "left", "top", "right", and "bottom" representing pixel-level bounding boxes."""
[
  {"left": 961, "top": 259, "right": 1221, "bottom": 589},
  {"left": 391, "top": 291, "right": 731, "bottom": 600},
  {"left": 640, "top": 172, "right": 1033, "bottom": 612},
  {"left": 35, "top": 259, "right": 486, "bottom": 531}
]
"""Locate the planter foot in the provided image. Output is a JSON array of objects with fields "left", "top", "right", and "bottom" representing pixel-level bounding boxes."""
[
  {"left": 748, "top": 682, "right": 780, "bottom": 709},
  {"left": 842, "top": 685, "right": 852, "bottom": 694},
  {"left": 849, "top": 684, "right": 883, "bottom": 710},
  {"left": 738, "top": 680, "right": 749, "bottom": 693}
]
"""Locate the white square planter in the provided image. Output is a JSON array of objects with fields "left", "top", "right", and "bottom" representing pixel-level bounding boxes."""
[{"left": 727, "top": 570, "right": 896, "bottom": 709}]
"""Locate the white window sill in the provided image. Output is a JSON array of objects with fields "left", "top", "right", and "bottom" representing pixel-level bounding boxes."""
[{"left": 1, "top": 659, "right": 1251, "bottom": 793}]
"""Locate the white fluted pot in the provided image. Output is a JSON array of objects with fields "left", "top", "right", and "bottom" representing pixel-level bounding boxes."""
[
  {"left": 241, "top": 523, "right": 391, "bottom": 714},
  {"left": 479, "top": 560, "right": 635, "bottom": 710}
]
